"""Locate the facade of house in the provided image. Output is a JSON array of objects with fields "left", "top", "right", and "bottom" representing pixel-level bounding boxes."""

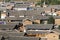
[
  {"left": 56, "top": 11, "right": 60, "bottom": 16},
  {"left": 55, "top": 19, "right": 60, "bottom": 25},
  {"left": 33, "top": 20, "right": 40, "bottom": 24},
  {"left": 23, "top": 19, "right": 32, "bottom": 25},
  {"left": 54, "top": 16, "right": 60, "bottom": 25},
  {"left": 1, "top": 11, "right": 7, "bottom": 19}
]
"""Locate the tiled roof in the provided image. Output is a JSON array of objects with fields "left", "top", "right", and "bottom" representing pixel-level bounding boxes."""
[
  {"left": 0, "top": 24, "right": 15, "bottom": 30},
  {"left": 25, "top": 24, "right": 53, "bottom": 30},
  {"left": 53, "top": 16, "right": 60, "bottom": 19},
  {"left": 8, "top": 36, "right": 39, "bottom": 40}
]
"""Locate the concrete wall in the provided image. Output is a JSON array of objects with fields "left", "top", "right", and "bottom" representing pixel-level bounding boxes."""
[
  {"left": 23, "top": 20, "right": 32, "bottom": 25},
  {"left": 55, "top": 19, "right": 60, "bottom": 25},
  {"left": 34, "top": 20, "right": 40, "bottom": 24},
  {"left": 56, "top": 11, "right": 60, "bottom": 16}
]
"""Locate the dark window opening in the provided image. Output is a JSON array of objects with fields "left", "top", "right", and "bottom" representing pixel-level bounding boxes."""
[
  {"left": 16, "top": 3, "right": 23, "bottom": 4},
  {"left": 27, "top": 28, "right": 49, "bottom": 30},
  {"left": 24, "top": 34, "right": 36, "bottom": 37},
  {"left": 7, "top": 13, "right": 9, "bottom": 17},
  {"left": 11, "top": 20, "right": 22, "bottom": 22},
  {"left": 32, "top": 22, "right": 39, "bottom": 24},
  {"left": 40, "top": 20, "right": 44, "bottom": 24}
]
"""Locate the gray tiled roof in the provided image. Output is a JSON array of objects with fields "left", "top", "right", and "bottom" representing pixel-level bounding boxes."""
[
  {"left": 14, "top": 4, "right": 30, "bottom": 8},
  {"left": 0, "top": 30, "right": 25, "bottom": 37},
  {"left": 26, "top": 31, "right": 49, "bottom": 34},
  {"left": 6, "top": 15, "right": 49, "bottom": 21},
  {"left": 0, "top": 24, "right": 15, "bottom": 30},
  {"left": 25, "top": 24, "right": 53, "bottom": 30},
  {"left": 0, "top": 2, "right": 14, "bottom": 6},
  {"left": 53, "top": 16, "right": 60, "bottom": 19},
  {"left": 7, "top": 10, "right": 26, "bottom": 17},
  {"left": 32, "top": 16, "right": 49, "bottom": 20},
  {"left": 38, "top": 5, "right": 60, "bottom": 10},
  {"left": 6, "top": 17, "right": 18, "bottom": 20},
  {"left": 33, "top": 5, "right": 60, "bottom": 11},
  {"left": 0, "top": 36, "right": 2, "bottom": 40},
  {"left": 7, "top": 32, "right": 24, "bottom": 36},
  {"left": 7, "top": 10, "right": 42, "bottom": 16},
  {"left": 0, "top": 7, "right": 7, "bottom": 11},
  {"left": 25, "top": 10, "right": 41, "bottom": 15},
  {"left": 48, "top": 5, "right": 60, "bottom": 9},
  {"left": 8, "top": 36, "right": 39, "bottom": 40},
  {"left": 6, "top": 10, "right": 49, "bottom": 20},
  {"left": 6, "top": 22, "right": 19, "bottom": 25},
  {"left": 53, "top": 29, "right": 60, "bottom": 34},
  {"left": 0, "top": 32, "right": 4, "bottom": 36},
  {"left": 6, "top": 17, "right": 26, "bottom": 21}
]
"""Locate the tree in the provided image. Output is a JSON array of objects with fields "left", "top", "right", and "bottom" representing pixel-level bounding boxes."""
[
  {"left": 36, "top": 1, "right": 41, "bottom": 5},
  {"left": 5, "top": 0, "right": 11, "bottom": 2},
  {"left": 36, "top": 0, "right": 60, "bottom": 5},
  {"left": 58, "top": 25, "right": 60, "bottom": 30},
  {"left": 48, "top": 16, "right": 55, "bottom": 24}
]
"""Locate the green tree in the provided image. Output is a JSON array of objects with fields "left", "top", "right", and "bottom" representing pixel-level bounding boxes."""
[
  {"left": 36, "top": 0, "right": 60, "bottom": 5},
  {"left": 48, "top": 16, "right": 55, "bottom": 24},
  {"left": 36, "top": 1, "right": 41, "bottom": 5},
  {"left": 5, "top": 0, "right": 11, "bottom": 2},
  {"left": 58, "top": 25, "right": 60, "bottom": 30}
]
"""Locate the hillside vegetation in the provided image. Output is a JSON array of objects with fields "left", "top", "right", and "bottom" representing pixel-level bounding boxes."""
[
  {"left": 36, "top": 0, "right": 60, "bottom": 5},
  {"left": 1, "top": 0, "right": 60, "bottom": 5}
]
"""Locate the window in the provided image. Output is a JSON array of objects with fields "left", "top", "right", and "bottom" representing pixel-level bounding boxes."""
[
  {"left": 32, "top": 22, "right": 39, "bottom": 24},
  {"left": 16, "top": 3, "right": 23, "bottom": 4},
  {"left": 11, "top": 20, "right": 22, "bottom": 22},
  {"left": 40, "top": 20, "right": 44, "bottom": 24},
  {"left": 7, "top": 13, "right": 9, "bottom": 17},
  {"left": 27, "top": 28, "right": 36, "bottom": 30}
]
